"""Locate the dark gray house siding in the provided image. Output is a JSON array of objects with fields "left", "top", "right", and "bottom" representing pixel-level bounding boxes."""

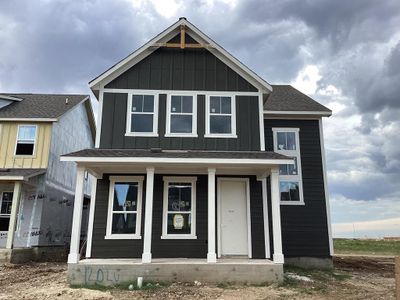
[
  {"left": 90, "top": 174, "right": 266, "bottom": 259},
  {"left": 105, "top": 48, "right": 257, "bottom": 92},
  {"left": 264, "top": 119, "right": 330, "bottom": 258},
  {"left": 100, "top": 93, "right": 261, "bottom": 151}
]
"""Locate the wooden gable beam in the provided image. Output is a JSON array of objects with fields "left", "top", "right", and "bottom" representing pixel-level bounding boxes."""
[{"left": 180, "top": 24, "right": 185, "bottom": 49}]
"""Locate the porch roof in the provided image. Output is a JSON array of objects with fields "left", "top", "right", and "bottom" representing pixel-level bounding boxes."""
[
  {"left": 61, "top": 148, "right": 291, "bottom": 164},
  {"left": 0, "top": 168, "right": 46, "bottom": 181}
]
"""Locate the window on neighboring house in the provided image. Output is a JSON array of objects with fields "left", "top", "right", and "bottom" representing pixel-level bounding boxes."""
[
  {"left": 15, "top": 125, "right": 37, "bottom": 156},
  {"left": 166, "top": 95, "right": 197, "bottom": 136},
  {"left": 162, "top": 177, "right": 197, "bottom": 239},
  {"left": 0, "top": 192, "right": 13, "bottom": 231},
  {"left": 273, "top": 128, "right": 304, "bottom": 205},
  {"left": 205, "top": 95, "right": 236, "bottom": 137},
  {"left": 127, "top": 94, "right": 158, "bottom": 136},
  {"left": 105, "top": 176, "right": 143, "bottom": 239}
]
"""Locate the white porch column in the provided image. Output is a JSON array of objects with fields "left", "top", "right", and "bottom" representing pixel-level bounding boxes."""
[
  {"left": 142, "top": 167, "right": 155, "bottom": 263},
  {"left": 207, "top": 168, "right": 217, "bottom": 263},
  {"left": 68, "top": 166, "right": 85, "bottom": 264},
  {"left": 270, "top": 167, "right": 284, "bottom": 264},
  {"left": 6, "top": 181, "right": 22, "bottom": 249},
  {"left": 85, "top": 177, "right": 98, "bottom": 258}
]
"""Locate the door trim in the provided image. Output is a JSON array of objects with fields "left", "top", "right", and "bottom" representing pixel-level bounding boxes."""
[{"left": 217, "top": 177, "right": 252, "bottom": 258}]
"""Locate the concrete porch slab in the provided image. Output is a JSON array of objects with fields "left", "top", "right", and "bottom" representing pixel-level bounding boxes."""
[{"left": 68, "top": 258, "right": 283, "bottom": 286}]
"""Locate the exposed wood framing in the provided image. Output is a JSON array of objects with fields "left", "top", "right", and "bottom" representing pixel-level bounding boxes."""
[
  {"left": 152, "top": 25, "right": 212, "bottom": 49},
  {"left": 180, "top": 25, "right": 185, "bottom": 49}
]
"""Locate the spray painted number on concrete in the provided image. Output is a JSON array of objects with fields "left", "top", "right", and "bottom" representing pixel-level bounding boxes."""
[{"left": 84, "top": 266, "right": 120, "bottom": 284}]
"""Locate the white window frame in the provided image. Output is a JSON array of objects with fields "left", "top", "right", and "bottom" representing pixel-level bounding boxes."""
[
  {"left": 105, "top": 176, "right": 144, "bottom": 239},
  {"left": 0, "top": 191, "right": 13, "bottom": 232},
  {"left": 272, "top": 128, "right": 305, "bottom": 205},
  {"left": 14, "top": 124, "right": 38, "bottom": 157},
  {"left": 205, "top": 95, "right": 237, "bottom": 138},
  {"left": 125, "top": 92, "right": 159, "bottom": 137},
  {"left": 165, "top": 93, "right": 198, "bottom": 137},
  {"left": 162, "top": 176, "right": 197, "bottom": 239}
]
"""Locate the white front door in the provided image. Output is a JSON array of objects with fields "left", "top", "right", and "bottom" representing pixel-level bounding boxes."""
[{"left": 218, "top": 179, "right": 249, "bottom": 256}]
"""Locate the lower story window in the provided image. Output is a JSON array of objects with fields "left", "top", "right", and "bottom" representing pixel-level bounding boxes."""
[
  {"left": 105, "top": 176, "right": 143, "bottom": 239},
  {"left": 162, "top": 177, "right": 197, "bottom": 239},
  {"left": 279, "top": 181, "right": 300, "bottom": 202},
  {"left": 0, "top": 191, "right": 13, "bottom": 231}
]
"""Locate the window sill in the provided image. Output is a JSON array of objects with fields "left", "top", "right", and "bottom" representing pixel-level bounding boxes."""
[
  {"left": 125, "top": 133, "right": 158, "bottom": 137},
  {"left": 14, "top": 155, "right": 36, "bottom": 158},
  {"left": 204, "top": 134, "right": 237, "bottom": 139},
  {"left": 104, "top": 234, "right": 142, "bottom": 240},
  {"left": 161, "top": 235, "right": 197, "bottom": 240},
  {"left": 164, "top": 134, "right": 198, "bottom": 138},
  {"left": 280, "top": 201, "right": 305, "bottom": 206}
]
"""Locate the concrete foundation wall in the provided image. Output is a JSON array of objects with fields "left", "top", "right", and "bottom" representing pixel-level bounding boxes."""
[
  {"left": 0, "top": 246, "right": 68, "bottom": 264},
  {"left": 68, "top": 262, "right": 283, "bottom": 286},
  {"left": 285, "top": 257, "right": 333, "bottom": 270}
]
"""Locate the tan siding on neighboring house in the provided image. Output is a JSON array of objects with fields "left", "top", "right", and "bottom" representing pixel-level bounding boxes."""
[{"left": 0, "top": 122, "right": 52, "bottom": 169}]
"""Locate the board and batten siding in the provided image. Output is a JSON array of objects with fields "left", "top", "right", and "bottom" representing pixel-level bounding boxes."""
[
  {"left": 90, "top": 174, "right": 267, "bottom": 259},
  {"left": 100, "top": 93, "right": 260, "bottom": 151},
  {"left": 105, "top": 48, "right": 257, "bottom": 92},
  {"left": 264, "top": 119, "right": 330, "bottom": 258},
  {"left": 0, "top": 122, "right": 52, "bottom": 169}
]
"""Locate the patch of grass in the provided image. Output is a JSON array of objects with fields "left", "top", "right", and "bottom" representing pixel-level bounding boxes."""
[
  {"left": 334, "top": 238, "right": 400, "bottom": 256},
  {"left": 71, "top": 281, "right": 168, "bottom": 291}
]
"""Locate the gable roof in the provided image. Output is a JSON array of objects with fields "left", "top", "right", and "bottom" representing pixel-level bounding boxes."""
[
  {"left": 0, "top": 93, "right": 96, "bottom": 139},
  {"left": 264, "top": 85, "right": 332, "bottom": 116},
  {"left": 89, "top": 17, "right": 272, "bottom": 96}
]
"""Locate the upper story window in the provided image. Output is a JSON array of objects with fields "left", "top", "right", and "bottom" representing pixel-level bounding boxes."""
[
  {"left": 273, "top": 128, "right": 304, "bottom": 205},
  {"left": 162, "top": 177, "right": 197, "bottom": 239},
  {"left": 166, "top": 94, "right": 197, "bottom": 137},
  {"left": 205, "top": 95, "right": 237, "bottom": 138},
  {"left": 126, "top": 93, "right": 158, "bottom": 137},
  {"left": 105, "top": 176, "right": 143, "bottom": 239},
  {"left": 15, "top": 125, "right": 37, "bottom": 156}
]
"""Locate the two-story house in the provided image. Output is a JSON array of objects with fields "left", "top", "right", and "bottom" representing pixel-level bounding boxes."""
[
  {"left": 0, "top": 93, "right": 95, "bottom": 262},
  {"left": 62, "top": 18, "right": 332, "bottom": 285}
]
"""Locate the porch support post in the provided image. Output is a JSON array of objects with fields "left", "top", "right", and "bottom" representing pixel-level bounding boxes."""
[
  {"left": 6, "top": 181, "right": 22, "bottom": 249},
  {"left": 85, "top": 177, "right": 98, "bottom": 258},
  {"left": 271, "top": 167, "right": 284, "bottom": 264},
  {"left": 68, "top": 166, "right": 85, "bottom": 264},
  {"left": 142, "top": 167, "right": 155, "bottom": 263},
  {"left": 207, "top": 168, "right": 217, "bottom": 263}
]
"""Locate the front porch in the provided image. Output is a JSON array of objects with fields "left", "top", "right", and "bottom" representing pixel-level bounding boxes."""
[
  {"left": 68, "top": 258, "right": 283, "bottom": 285},
  {"left": 62, "top": 149, "right": 292, "bottom": 284}
]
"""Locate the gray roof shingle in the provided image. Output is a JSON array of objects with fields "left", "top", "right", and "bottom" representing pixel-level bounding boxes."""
[
  {"left": 0, "top": 93, "right": 89, "bottom": 119},
  {"left": 62, "top": 148, "right": 290, "bottom": 160},
  {"left": 0, "top": 168, "right": 46, "bottom": 180},
  {"left": 265, "top": 85, "right": 331, "bottom": 113}
]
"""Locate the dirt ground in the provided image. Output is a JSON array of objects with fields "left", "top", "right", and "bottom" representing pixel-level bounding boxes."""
[{"left": 0, "top": 256, "right": 396, "bottom": 300}]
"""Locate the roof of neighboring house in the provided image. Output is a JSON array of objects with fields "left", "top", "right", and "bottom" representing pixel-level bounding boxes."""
[
  {"left": 62, "top": 148, "right": 290, "bottom": 160},
  {"left": 265, "top": 85, "right": 332, "bottom": 115},
  {"left": 0, "top": 168, "right": 46, "bottom": 181},
  {"left": 0, "top": 93, "right": 89, "bottom": 120}
]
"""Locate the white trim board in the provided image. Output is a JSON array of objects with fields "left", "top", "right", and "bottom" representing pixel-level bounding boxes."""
[
  {"left": 217, "top": 177, "right": 252, "bottom": 258},
  {"left": 264, "top": 110, "right": 332, "bottom": 117},
  {"left": 0, "top": 118, "right": 57, "bottom": 122},
  {"left": 103, "top": 88, "right": 260, "bottom": 97},
  {"left": 89, "top": 18, "right": 272, "bottom": 94},
  {"left": 319, "top": 118, "right": 334, "bottom": 256}
]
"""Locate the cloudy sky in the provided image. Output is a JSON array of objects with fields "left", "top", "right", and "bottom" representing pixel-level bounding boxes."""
[{"left": 1, "top": 0, "right": 399, "bottom": 238}]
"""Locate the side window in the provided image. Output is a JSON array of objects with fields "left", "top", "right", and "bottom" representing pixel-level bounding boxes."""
[
  {"left": 166, "top": 95, "right": 197, "bottom": 136},
  {"left": 273, "top": 128, "right": 304, "bottom": 205},
  {"left": 126, "top": 94, "right": 158, "bottom": 136},
  {"left": 205, "top": 95, "right": 236, "bottom": 138},
  {"left": 15, "top": 125, "right": 37, "bottom": 156},
  {"left": 0, "top": 192, "right": 13, "bottom": 231},
  {"left": 162, "top": 177, "right": 197, "bottom": 239},
  {"left": 105, "top": 176, "right": 143, "bottom": 239}
]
